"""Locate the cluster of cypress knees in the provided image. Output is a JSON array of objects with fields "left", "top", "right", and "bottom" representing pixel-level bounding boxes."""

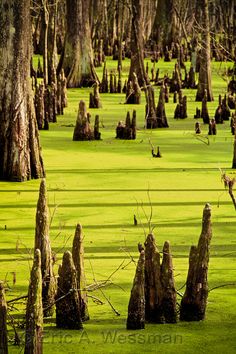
[{"left": 0, "top": 178, "right": 212, "bottom": 353}]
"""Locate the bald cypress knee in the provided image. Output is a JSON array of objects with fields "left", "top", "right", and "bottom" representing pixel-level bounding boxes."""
[
  {"left": 161, "top": 241, "right": 177, "bottom": 323},
  {"left": 24, "top": 249, "right": 43, "bottom": 354},
  {"left": 56, "top": 251, "right": 83, "bottom": 329},
  {"left": 72, "top": 224, "right": 89, "bottom": 322},
  {"left": 127, "top": 250, "right": 145, "bottom": 330},
  {"left": 180, "top": 204, "right": 212, "bottom": 321},
  {"left": 0, "top": 282, "right": 8, "bottom": 354},
  {"left": 144, "top": 234, "right": 164, "bottom": 323},
  {"left": 35, "top": 179, "right": 56, "bottom": 317}
]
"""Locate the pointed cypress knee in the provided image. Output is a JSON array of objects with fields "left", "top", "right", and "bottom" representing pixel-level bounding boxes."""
[
  {"left": 56, "top": 251, "right": 83, "bottom": 329},
  {"left": 180, "top": 203, "right": 212, "bottom": 321},
  {"left": 127, "top": 250, "right": 145, "bottom": 330},
  {"left": 0, "top": 282, "right": 8, "bottom": 354},
  {"left": 161, "top": 241, "right": 177, "bottom": 323},
  {"left": 35, "top": 179, "right": 56, "bottom": 317},
  {"left": 24, "top": 249, "right": 43, "bottom": 354},
  {"left": 144, "top": 234, "right": 164, "bottom": 323},
  {"left": 72, "top": 224, "right": 89, "bottom": 322}
]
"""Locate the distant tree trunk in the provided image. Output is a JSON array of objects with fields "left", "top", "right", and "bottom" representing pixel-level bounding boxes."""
[
  {"left": 0, "top": 0, "right": 45, "bottom": 181},
  {"left": 196, "top": 0, "right": 214, "bottom": 101},
  {"left": 128, "top": 0, "right": 147, "bottom": 87},
  {"left": 63, "top": 0, "right": 98, "bottom": 87}
]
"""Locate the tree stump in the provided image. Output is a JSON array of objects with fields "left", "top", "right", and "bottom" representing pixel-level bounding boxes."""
[
  {"left": 144, "top": 234, "right": 164, "bottom": 323},
  {"left": 94, "top": 115, "right": 101, "bottom": 140},
  {"left": 35, "top": 179, "right": 56, "bottom": 317},
  {"left": 126, "top": 250, "right": 145, "bottom": 330},
  {"left": 100, "top": 62, "right": 109, "bottom": 93},
  {"left": 161, "top": 241, "right": 177, "bottom": 323},
  {"left": 89, "top": 82, "right": 102, "bottom": 108},
  {"left": 72, "top": 224, "right": 89, "bottom": 322},
  {"left": 201, "top": 90, "right": 210, "bottom": 124},
  {"left": 195, "top": 122, "right": 201, "bottom": 134},
  {"left": 126, "top": 73, "right": 141, "bottom": 104},
  {"left": 156, "top": 85, "right": 169, "bottom": 128},
  {"left": 208, "top": 119, "right": 217, "bottom": 135},
  {"left": 24, "top": 249, "right": 43, "bottom": 354},
  {"left": 180, "top": 203, "right": 212, "bottom": 321},
  {"left": 145, "top": 84, "right": 157, "bottom": 129},
  {"left": 0, "top": 282, "right": 8, "bottom": 354},
  {"left": 73, "top": 101, "right": 94, "bottom": 141},
  {"left": 56, "top": 251, "right": 83, "bottom": 329}
]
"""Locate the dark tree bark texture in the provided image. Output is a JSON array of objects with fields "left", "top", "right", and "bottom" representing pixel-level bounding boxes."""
[
  {"left": 63, "top": 0, "right": 98, "bottom": 87},
  {"left": 0, "top": 282, "right": 8, "bottom": 354},
  {"left": 0, "top": 0, "right": 45, "bottom": 181}
]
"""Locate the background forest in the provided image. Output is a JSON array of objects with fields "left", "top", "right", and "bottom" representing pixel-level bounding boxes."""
[{"left": 0, "top": 1, "right": 236, "bottom": 353}]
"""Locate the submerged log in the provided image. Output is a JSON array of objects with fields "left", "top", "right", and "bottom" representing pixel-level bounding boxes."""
[
  {"left": 35, "top": 179, "right": 56, "bottom": 317},
  {"left": 161, "top": 241, "right": 177, "bottom": 323},
  {"left": 0, "top": 282, "right": 8, "bottom": 354},
  {"left": 72, "top": 224, "right": 89, "bottom": 322},
  {"left": 144, "top": 234, "right": 164, "bottom": 323},
  {"left": 180, "top": 203, "right": 212, "bottom": 321},
  {"left": 24, "top": 249, "right": 43, "bottom": 354},
  {"left": 127, "top": 250, "right": 145, "bottom": 330},
  {"left": 56, "top": 251, "right": 83, "bottom": 329}
]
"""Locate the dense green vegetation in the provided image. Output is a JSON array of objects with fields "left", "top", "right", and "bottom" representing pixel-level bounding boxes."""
[{"left": 1, "top": 58, "right": 236, "bottom": 353}]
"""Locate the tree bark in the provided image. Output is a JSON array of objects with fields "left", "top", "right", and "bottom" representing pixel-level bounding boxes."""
[
  {"left": 0, "top": 0, "right": 45, "bottom": 181},
  {"left": 0, "top": 282, "right": 8, "bottom": 354},
  {"left": 72, "top": 223, "right": 89, "bottom": 322},
  {"left": 126, "top": 250, "right": 145, "bottom": 330},
  {"left": 56, "top": 251, "right": 83, "bottom": 329},
  {"left": 195, "top": 0, "right": 214, "bottom": 101},
  {"left": 35, "top": 179, "right": 56, "bottom": 317},
  {"left": 144, "top": 233, "right": 164, "bottom": 323},
  {"left": 24, "top": 249, "right": 43, "bottom": 354},
  {"left": 63, "top": 0, "right": 98, "bottom": 87},
  {"left": 128, "top": 0, "right": 147, "bottom": 87},
  {"left": 180, "top": 203, "right": 212, "bottom": 321}
]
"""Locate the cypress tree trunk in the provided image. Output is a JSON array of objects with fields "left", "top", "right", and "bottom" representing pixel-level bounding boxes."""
[
  {"left": 24, "top": 249, "right": 43, "bottom": 354},
  {"left": 35, "top": 179, "right": 56, "bottom": 317},
  {"left": 63, "top": 0, "right": 98, "bottom": 87},
  {"left": 0, "top": 282, "right": 8, "bottom": 354},
  {"left": 195, "top": 0, "right": 214, "bottom": 101},
  {"left": 128, "top": 0, "right": 147, "bottom": 87},
  {"left": 0, "top": 0, "right": 45, "bottom": 181}
]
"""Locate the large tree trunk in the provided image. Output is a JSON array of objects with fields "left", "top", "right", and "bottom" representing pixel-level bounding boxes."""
[
  {"left": 195, "top": 0, "right": 214, "bottom": 101},
  {"left": 63, "top": 0, "right": 98, "bottom": 87},
  {"left": 0, "top": 0, "right": 45, "bottom": 181}
]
